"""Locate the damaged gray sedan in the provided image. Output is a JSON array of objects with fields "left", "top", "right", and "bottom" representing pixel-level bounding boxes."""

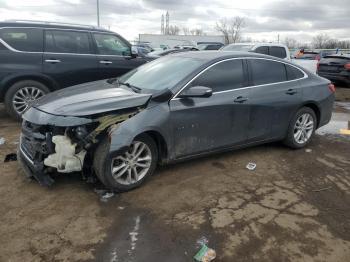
[{"left": 19, "top": 51, "right": 335, "bottom": 191}]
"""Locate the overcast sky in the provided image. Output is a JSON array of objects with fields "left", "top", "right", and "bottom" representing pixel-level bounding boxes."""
[{"left": 0, "top": 0, "right": 349, "bottom": 43}]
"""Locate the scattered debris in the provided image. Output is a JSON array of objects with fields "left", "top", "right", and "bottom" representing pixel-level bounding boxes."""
[
  {"left": 313, "top": 186, "right": 332, "bottom": 192},
  {"left": 118, "top": 206, "right": 125, "bottom": 210},
  {"left": 246, "top": 162, "right": 257, "bottom": 171},
  {"left": 305, "top": 149, "right": 312, "bottom": 153},
  {"left": 194, "top": 244, "right": 216, "bottom": 262},
  {"left": 196, "top": 236, "right": 209, "bottom": 248},
  {"left": 4, "top": 153, "right": 17, "bottom": 162},
  {"left": 12, "top": 141, "right": 19, "bottom": 145},
  {"left": 100, "top": 192, "right": 115, "bottom": 202},
  {"left": 340, "top": 129, "right": 350, "bottom": 135},
  {"left": 94, "top": 188, "right": 116, "bottom": 202},
  {"left": 0, "top": 137, "right": 5, "bottom": 145}
]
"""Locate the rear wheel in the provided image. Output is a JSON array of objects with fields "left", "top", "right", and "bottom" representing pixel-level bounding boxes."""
[
  {"left": 4, "top": 80, "right": 50, "bottom": 120},
  {"left": 284, "top": 107, "right": 317, "bottom": 149},
  {"left": 93, "top": 134, "right": 158, "bottom": 192}
]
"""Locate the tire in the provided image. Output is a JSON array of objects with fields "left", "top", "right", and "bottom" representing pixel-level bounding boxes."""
[
  {"left": 4, "top": 80, "right": 50, "bottom": 120},
  {"left": 284, "top": 107, "right": 317, "bottom": 149},
  {"left": 93, "top": 134, "right": 158, "bottom": 192}
]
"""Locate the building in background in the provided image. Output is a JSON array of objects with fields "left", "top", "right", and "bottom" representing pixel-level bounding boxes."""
[{"left": 139, "top": 34, "right": 225, "bottom": 49}]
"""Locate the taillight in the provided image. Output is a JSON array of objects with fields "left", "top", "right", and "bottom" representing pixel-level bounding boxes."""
[
  {"left": 317, "top": 61, "right": 320, "bottom": 71},
  {"left": 328, "top": 83, "right": 336, "bottom": 93},
  {"left": 344, "top": 63, "right": 350, "bottom": 70}
]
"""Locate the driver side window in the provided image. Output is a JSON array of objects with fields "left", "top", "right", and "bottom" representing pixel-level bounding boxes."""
[
  {"left": 93, "top": 33, "right": 130, "bottom": 56},
  {"left": 190, "top": 59, "right": 245, "bottom": 92}
]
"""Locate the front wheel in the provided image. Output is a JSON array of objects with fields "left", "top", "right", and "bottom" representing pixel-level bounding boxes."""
[
  {"left": 93, "top": 134, "right": 158, "bottom": 192},
  {"left": 284, "top": 107, "right": 317, "bottom": 149}
]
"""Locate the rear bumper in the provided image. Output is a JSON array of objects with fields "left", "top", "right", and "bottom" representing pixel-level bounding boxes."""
[
  {"left": 318, "top": 72, "right": 350, "bottom": 84},
  {"left": 318, "top": 94, "right": 335, "bottom": 128}
]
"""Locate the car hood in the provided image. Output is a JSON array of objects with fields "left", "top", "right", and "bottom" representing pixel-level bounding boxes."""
[{"left": 32, "top": 80, "right": 152, "bottom": 117}]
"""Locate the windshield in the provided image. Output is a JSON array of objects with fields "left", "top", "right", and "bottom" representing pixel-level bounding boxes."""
[
  {"left": 221, "top": 44, "right": 254, "bottom": 51},
  {"left": 197, "top": 44, "right": 208, "bottom": 50},
  {"left": 118, "top": 56, "right": 205, "bottom": 92}
]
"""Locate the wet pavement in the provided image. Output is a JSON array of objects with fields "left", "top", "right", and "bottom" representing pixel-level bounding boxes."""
[{"left": 0, "top": 88, "right": 349, "bottom": 262}]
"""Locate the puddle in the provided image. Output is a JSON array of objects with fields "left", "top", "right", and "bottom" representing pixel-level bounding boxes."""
[{"left": 316, "top": 111, "right": 350, "bottom": 136}]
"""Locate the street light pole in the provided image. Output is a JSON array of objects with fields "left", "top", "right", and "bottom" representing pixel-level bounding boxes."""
[{"left": 97, "top": 0, "right": 100, "bottom": 27}]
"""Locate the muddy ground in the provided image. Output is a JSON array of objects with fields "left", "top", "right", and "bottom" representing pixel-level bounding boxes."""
[{"left": 0, "top": 88, "right": 349, "bottom": 262}]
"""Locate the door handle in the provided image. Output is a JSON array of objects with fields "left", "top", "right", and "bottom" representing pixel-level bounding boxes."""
[
  {"left": 99, "top": 60, "right": 113, "bottom": 64},
  {"left": 45, "top": 59, "right": 61, "bottom": 63},
  {"left": 234, "top": 96, "right": 248, "bottom": 103},
  {"left": 285, "top": 89, "right": 298, "bottom": 95}
]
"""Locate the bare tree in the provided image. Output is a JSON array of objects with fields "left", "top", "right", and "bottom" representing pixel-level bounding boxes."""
[
  {"left": 283, "top": 37, "right": 298, "bottom": 49},
  {"left": 312, "top": 33, "right": 331, "bottom": 49},
  {"left": 182, "top": 27, "right": 190, "bottom": 35},
  {"left": 168, "top": 25, "right": 180, "bottom": 35},
  {"left": 215, "top": 18, "right": 229, "bottom": 44},
  {"left": 229, "top": 16, "right": 245, "bottom": 43},
  {"left": 216, "top": 17, "right": 245, "bottom": 44}
]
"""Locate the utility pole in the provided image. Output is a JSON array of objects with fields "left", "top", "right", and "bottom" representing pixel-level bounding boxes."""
[
  {"left": 97, "top": 0, "right": 100, "bottom": 27},
  {"left": 277, "top": 34, "right": 280, "bottom": 43}
]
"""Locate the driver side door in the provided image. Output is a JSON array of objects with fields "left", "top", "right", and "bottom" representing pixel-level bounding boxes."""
[
  {"left": 169, "top": 59, "right": 251, "bottom": 158},
  {"left": 92, "top": 33, "right": 146, "bottom": 79}
]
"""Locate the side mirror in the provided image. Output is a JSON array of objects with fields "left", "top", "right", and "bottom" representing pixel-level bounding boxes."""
[
  {"left": 178, "top": 86, "right": 212, "bottom": 98},
  {"left": 131, "top": 46, "right": 138, "bottom": 58}
]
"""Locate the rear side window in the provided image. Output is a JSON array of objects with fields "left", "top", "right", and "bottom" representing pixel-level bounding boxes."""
[
  {"left": 270, "top": 47, "right": 287, "bottom": 59},
  {"left": 190, "top": 59, "right": 245, "bottom": 92},
  {"left": 254, "top": 46, "right": 269, "bottom": 55},
  {"left": 250, "top": 59, "right": 287, "bottom": 85},
  {"left": 285, "top": 64, "right": 304, "bottom": 80},
  {"left": 0, "top": 28, "right": 43, "bottom": 52},
  {"left": 45, "top": 30, "right": 92, "bottom": 54}
]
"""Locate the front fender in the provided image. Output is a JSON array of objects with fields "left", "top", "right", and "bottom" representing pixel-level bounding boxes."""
[{"left": 108, "top": 103, "right": 171, "bottom": 158}]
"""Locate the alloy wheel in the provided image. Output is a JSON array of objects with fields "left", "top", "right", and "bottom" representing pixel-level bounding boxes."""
[
  {"left": 111, "top": 141, "right": 152, "bottom": 185},
  {"left": 293, "top": 113, "right": 314, "bottom": 144},
  {"left": 12, "top": 86, "right": 45, "bottom": 114}
]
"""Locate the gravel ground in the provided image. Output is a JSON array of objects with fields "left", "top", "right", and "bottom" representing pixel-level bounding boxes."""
[{"left": 0, "top": 87, "right": 349, "bottom": 262}]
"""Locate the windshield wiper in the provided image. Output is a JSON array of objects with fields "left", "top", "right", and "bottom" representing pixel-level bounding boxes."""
[{"left": 115, "top": 79, "right": 141, "bottom": 93}]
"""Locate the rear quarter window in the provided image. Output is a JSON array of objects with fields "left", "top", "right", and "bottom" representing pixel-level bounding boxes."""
[
  {"left": 270, "top": 46, "right": 287, "bottom": 59},
  {"left": 250, "top": 59, "right": 287, "bottom": 85},
  {"left": 285, "top": 64, "right": 305, "bottom": 80},
  {"left": 0, "top": 28, "right": 43, "bottom": 52}
]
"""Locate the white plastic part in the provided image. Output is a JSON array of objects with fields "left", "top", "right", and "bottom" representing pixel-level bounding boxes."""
[{"left": 44, "top": 135, "right": 86, "bottom": 173}]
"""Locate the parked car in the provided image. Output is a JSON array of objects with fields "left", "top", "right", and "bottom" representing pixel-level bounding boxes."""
[
  {"left": 197, "top": 43, "right": 224, "bottom": 50},
  {"left": 0, "top": 20, "right": 148, "bottom": 119},
  {"left": 317, "top": 54, "right": 350, "bottom": 86},
  {"left": 146, "top": 48, "right": 193, "bottom": 58},
  {"left": 295, "top": 50, "right": 336, "bottom": 60},
  {"left": 221, "top": 43, "right": 318, "bottom": 73},
  {"left": 19, "top": 51, "right": 334, "bottom": 191},
  {"left": 173, "top": 45, "right": 198, "bottom": 50}
]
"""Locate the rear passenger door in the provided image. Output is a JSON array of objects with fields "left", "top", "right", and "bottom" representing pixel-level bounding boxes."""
[
  {"left": 92, "top": 33, "right": 146, "bottom": 79},
  {"left": 43, "top": 30, "right": 99, "bottom": 88},
  {"left": 246, "top": 58, "right": 303, "bottom": 142}
]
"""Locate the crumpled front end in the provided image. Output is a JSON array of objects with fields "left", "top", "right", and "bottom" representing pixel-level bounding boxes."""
[{"left": 18, "top": 107, "right": 142, "bottom": 186}]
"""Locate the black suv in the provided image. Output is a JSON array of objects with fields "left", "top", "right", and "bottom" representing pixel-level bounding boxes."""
[{"left": 0, "top": 21, "right": 149, "bottom": 119}]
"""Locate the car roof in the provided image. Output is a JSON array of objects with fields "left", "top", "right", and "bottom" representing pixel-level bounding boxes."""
[
  {"left": 0, "top": 21, "right": 114, "bottom": 33},
  {"left": 171, "top": 50, "right": 285, "bottom": 62},
  {"left": 227, "top": 42, "right": 288, "bottom": 48}
]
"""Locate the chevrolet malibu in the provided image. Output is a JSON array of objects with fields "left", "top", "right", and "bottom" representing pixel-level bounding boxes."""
[{"left": 19, "top": 52, "right": 335, "bottom": 191}]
